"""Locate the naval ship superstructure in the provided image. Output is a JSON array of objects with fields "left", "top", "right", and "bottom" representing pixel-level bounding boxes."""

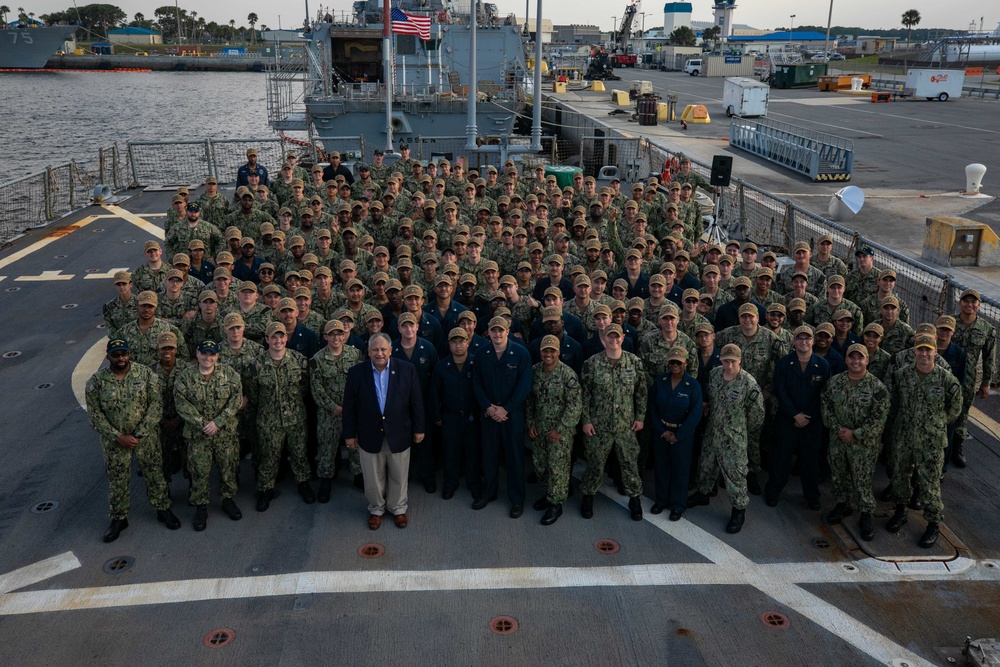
[{"left": 267, "top": 0, "right": 528, "bottom": 158}]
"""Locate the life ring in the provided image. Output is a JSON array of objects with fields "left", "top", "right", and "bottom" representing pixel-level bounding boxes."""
[{"left": 661, "top": 157, "right": 679, "bottom": 184}]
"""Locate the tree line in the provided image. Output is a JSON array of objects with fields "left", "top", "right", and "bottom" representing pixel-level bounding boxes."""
[{"left": 21, "top": 3, "right": 268, "bottom": 43}]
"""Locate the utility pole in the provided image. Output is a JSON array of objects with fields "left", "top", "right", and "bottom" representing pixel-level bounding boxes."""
[
  {"left": 789, "top": 14, "right": 795, "bottom": 46},
  {"left": 823, "top": 0, "right": 833, "bottom": 60},
  {"left": 174, "top": 0, "right": 182, "bottom": 44}
]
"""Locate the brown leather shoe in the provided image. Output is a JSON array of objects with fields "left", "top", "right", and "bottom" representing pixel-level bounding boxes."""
[
  {"left": 394, "top": 513, "right": 408, "bottom": 528},
  {"left": 368, "top": 514, "right": 382, "bottom": 530}
]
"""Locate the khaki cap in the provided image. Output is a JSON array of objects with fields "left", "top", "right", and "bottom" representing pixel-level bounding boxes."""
[
  {"left": 787, "top": 298, "right": 807, "bottom": 313},
  {"left": 488, "top": 316, "right": 509, "bottom": 330},
  {"left": 604, "top": 323, "right": 623, "bottom": 337},
  {"left": 323, "top": 319, "right": 345, "bottom": 334},
  {"left": 397, "top": 312, "right": 418, "bottom": 326},
  {"left": 833, "top": 308, "right": 854, "bottom": 321},
  {"left": 543, "top": 287, "right": 564, "bottom": 300},
  {"left": 172, "top": 253, "right": 190, "bottom": 266},
  {"left": 960, "top": 288, "right": 981, "bottom": 301},
  {"left": 346, "top": 278, "right": 365, "bottom": 291},
  {"left": 627, "top": 296, "right": 644, "bottom": 311},
  {"left": 846, "top": 343, "right": 868, "bottom": 358},
  {"left": 666, "top": 347, "right": 688, "bottom": 362},
  {"left": 223, "top": 312, "right": 245, "bottom": 329},
  {"left": 166, "top": 269, "right": 185, "bottom": 281},
  {"left": 793, "top": 325, "right": 814, "bottom": 338},
  {"left": 292, "top": 286, "right": 312, "bottom": 299},
  {"left": 738, "top": 303, "right": 758, "bottom": 317},
  {"left": 187, "top": 239, "right": 206, "bottom": 250},
  {"left": 767, "top": 303, "right": 786, "bottom": 315},
  {"left": 827, "top": 275, "right": 846, "bottom": 287},
  {"left": 694, "top": 322, "right": 715, "bottom": 335},
  {"left": 649, "top": 274, "right": 667, "bottom": 287},
  {"left": 936, "top": 315, "right": 957, "bottom": 331},
  {"left": 261, "top": 285, "right": 282, "bottom": 297},
  {"left": 402, "top": 285, "right": 424, "bottom": 298},
  {"left": 239, "top": 281, "right": 258, "bottom": 293},
  {"left": 755, "top": 267, "right": 774, "bottom": 279},
  {"left": 213, "top": 267, "right": 232, "bottom": 279},
  {"left": 157, "top": 331, "right": 178, "bottom": 349},
  {"left": 863, "top": 322, "right": 884, "bottom": 337},
  {"left": 542, "top": 307, "right": 563, "bottom": 322},
  {"left": 198, "top": 290, "right": 219, "bottom": 303},
  {"left": 733, "top": 276, "right": 752, "bottom": 288},
  {"left": 815, "top": 322, "right": 836, "bottom": 337},
  {"left": 659, "top": 304, "right": 680, "bottom": 319},
  {"left": 880, "top": 295, "right": 900, "bottom": 308},
  {"left": 574, "top": 274, "right": 591, "bottom": 287},
  {"left": 793, "top": 241, "right": 811, "bottom": 253},
  {"left": 719, "top": 343, "right": 742, "bottom": 361},
  {"left": 593, "top": 304, "right": 612, "bottom": 317},
  {"left": 448, "top": 327, "right": 470, "bottom": 341},
  {"left": 878, "top": 269, "right": 897, "bottom": 280},
  {"left": 278, "top": 297, "right": 297, "bottom": 311},
  {"left": 137, "top": 290, "right": 158, "bottom": 306},
  {"left": 265, "top": 322, "right": 286, "bottom": 338},
  {"left": 143, "top": 240, "right": 161, "bottom": 252},
  {"left": 539, "top": 334, "right": 561, "bottom": 352},
  {"left": 113, "top": 270, "right": 131, "bottom": 284},
  {"left": 914, "top": 334, "right": 936, "bottom": 350}
]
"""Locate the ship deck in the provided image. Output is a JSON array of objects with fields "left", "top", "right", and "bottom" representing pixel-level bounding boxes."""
[{"left": 1, "top": 188, "right": 999, "bottom": 665}]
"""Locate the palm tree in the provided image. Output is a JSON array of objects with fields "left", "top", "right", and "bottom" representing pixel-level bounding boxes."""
[
  {"left": 0, "top": 6, "right": 10, "bottom": 25},
  {"left": 901, "top": 9, "right": 921, "bottom": 49},
  {"left": 229, "top": 19, "right": 235, "bottom": 42},
  {"left": 247, "top": 12, "right": 258, "bottom": 45}
]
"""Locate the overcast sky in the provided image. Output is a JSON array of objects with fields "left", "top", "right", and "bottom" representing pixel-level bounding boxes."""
[{"left": 26, "top": 1, "right": 996, "bottom": 34}]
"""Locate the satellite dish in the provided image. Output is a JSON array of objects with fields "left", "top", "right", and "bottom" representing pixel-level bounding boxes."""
[{"left": 828, "top": 185, "right": 864, "bottom": 222}]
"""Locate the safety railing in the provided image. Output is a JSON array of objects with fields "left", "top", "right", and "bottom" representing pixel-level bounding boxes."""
[{"left": 729, "top": 118, "right": 854, "bottom": 182}]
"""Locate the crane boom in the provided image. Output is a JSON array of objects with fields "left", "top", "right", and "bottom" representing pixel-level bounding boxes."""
[{"left": 615, "top": 0, "right": 639, "bottom": 51}]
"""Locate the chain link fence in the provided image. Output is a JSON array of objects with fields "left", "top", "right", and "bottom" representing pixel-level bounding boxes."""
[{"left": 0, "top": 162, "right": 97, "bottom": 244}]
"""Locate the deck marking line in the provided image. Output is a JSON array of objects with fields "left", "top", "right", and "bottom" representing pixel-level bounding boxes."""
[
  {"left": 602, "top": 491, "right": 936, "bottom": 667},
  {"left": 83, "top": 268, "right": 132, "bottom": 281},
  {"left": 970, "top": 407, "right": 1000, "bottom": 441},
  {"left": 100, "top": 206, "right": 164, "bottom": 239},
  {"left": 0, "top": 552, "right": 81, "bottom": 595},
  {"left": 72, "top": 337, "right": 108, "bottom": 410},
  {"left": 0, "top": 216, "right": 100, "bottom": 272},
  {"left": 14, "top": 271, "right": 75, "bottom": 282}
]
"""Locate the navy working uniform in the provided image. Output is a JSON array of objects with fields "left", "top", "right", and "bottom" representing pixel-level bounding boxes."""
[
  {"left": 429, "top": 353, "right": 481, "bottom": 498},
  {"left": 392, "top": 336, "right": 439, "bottom": 488}
]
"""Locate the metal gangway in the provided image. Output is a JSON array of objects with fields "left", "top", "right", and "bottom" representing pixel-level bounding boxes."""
[{"left": 729, "top": 118, "right": 854, "bottom": 182}]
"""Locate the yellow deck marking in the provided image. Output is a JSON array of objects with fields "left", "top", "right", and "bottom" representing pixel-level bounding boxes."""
[
  {"left": 0, "top": 216, "right": 101, "bottom": 272},
  {"left": 83, "top": 267, "right": 132, "bottom": 280},
  {"left": 100, "top": 205, "right": 164, "bottom": 239},
  {"left": 72, "top": 337, "right": 108, "bottom": 409},
  {"left": 15, "top": 271, "right": 75, "bottom": 282},
  {"left": 970, "top": 406, "right": 1000, "bottom": 441}
]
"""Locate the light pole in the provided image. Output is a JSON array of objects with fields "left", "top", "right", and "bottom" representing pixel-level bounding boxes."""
[
  {"left": 611, "top": 16, "right": 617, "bottom": 47},
  {"left": 823, "top": 0, "right": 833, "bottom": 61},
  {"left": 789, "top": 14, "right": 795, "bottom": 46}
]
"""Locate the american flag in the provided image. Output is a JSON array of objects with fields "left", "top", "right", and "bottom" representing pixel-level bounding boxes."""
[{"left": 391, "top": 7, "right": 431, "bottom": 41}]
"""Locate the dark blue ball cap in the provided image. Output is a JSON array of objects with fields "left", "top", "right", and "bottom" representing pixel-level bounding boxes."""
[
  {"left": 107, "top": 338, "right": 129, "bottom": 353},
  {"left": 399, "top": 143, "right": 409, "bottom": 150},
  {"left": 186, "top": 201, "right": 201, "bottom": 213},
  {"left": 197, "top": 339, "right": 220, "bottom": 354}
]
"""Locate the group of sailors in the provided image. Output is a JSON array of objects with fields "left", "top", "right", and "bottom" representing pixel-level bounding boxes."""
[{"left": 87, "top": 146, "right": 996, "bottom": 547}]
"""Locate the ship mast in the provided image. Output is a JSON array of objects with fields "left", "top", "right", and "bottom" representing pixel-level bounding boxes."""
[{"left": 383, "top": 0, "right": 394, "bottom": 152}]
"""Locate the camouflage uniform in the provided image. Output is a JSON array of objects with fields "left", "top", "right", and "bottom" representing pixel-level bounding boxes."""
[
  {"left": 118, "top": 319, "right": 186, "bottom": 368},
  {"left": 173, "top": 363, "right": 244, "bottom": 505},
  {"left": 866, "top": 346, "right": 893, "bottom": 382},
  {"left": 878, "top": 320, "right": 914, "bottom": 356},
  {"left": 808, "top": 298, "right": 864, "bottom": 335},
  {"left": 218, "top": 339, "right": 264, "bottom": 458},
  {"left": 952, "top": 316, "right": 998, "bottom": 442},
  {"left": 821, "top": 372, "right": 891, "bottom": 513},
  {"left": 715, "top": 326, "right": 781, "bottom": 472},
  {"left": 103, "top": 294, "right": 138, "bottom": 339},
  {"left": 639, "top": 331, "right": 700, "bottom": 382},
  {"left": 132, "top": 264, "right": 168, "bottom": 294},
  {"left": 775, "top": 265, "right": 827, "bottom": 297},
  {"left": 858, "top": 292, "right": 910, "bottom": 326},
  {"left": 156, "top": 292, "right": 197, "bottom": 326},
  {"left": 181, "top": 316, "right": 226, "bottom": 359},
  {"left": 224, "top": 303, "right": 272, "bottom": 342},
  {"left": 247, "top": 350, "right": 310, "bottom": 490},
  {"left": 165, "top": 221, "right": 223, "bottom": 258},
  {"left": 845, "top": 267, "right": 880, "bottom": 305},
  {"left": 224, "top": 208, "right": 274, "bottom": 243},
  {"left": 579, "top": 352, "right": 648, "bottom": 496},
  {"left": 695, "top": 367, "right": 764, "bottom": 509},
  {"left": 678, "top": 314, "right": 711, "bottom": 341},
  {"left": 196, "top": 193, "right": 231, "bottom": 228},
  {"left": 886, "top": 363, "right": 962, "bottom": 522},
  {"left": 813, "top": 255, "right": 849, "bottom": 280},
  {"left": 309, "top": 346, "right": 363, "bottom": 478},
  {"left": 526, "top": 361, "right": 583, "bottom": 505},
  {"left": 86, "top": 364, "right": 171, "bottom": 519}
]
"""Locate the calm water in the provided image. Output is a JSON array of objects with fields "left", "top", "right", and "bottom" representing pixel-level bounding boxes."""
[{"left": 0, "top": 71, "right": 275, "bottom": 178}]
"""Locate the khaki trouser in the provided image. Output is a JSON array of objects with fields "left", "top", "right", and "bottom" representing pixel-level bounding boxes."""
[{"left": 359, "top": 438, "right": 410, "bottom": 516}]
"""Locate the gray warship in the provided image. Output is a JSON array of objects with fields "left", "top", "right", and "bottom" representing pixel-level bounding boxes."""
[
  {"left": 267, "top": 0, "right": 529, "bottom": 158},
  {"left": 0, "top": 24, "right": 77, "bottom": 69}
]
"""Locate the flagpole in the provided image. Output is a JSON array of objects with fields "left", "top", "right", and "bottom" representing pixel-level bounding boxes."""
[
  {"left": 382, "top": 0, "right": 393, "bottom": 152},
  {"left": 427, "top": 16, "right": 432, "bottom": 92}
]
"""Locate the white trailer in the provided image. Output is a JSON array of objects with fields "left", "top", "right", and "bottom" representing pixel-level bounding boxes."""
[
  {"left": 722, "top": 77, "right": 770, "bottom": 117},
  {"left": 903, "top": 69, "right": 965, "bottom": 101}
]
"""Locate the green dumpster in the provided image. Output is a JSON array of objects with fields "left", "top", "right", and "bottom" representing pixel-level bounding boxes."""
[
  {"left": 545, "top": 165, "right": 583, "bottom": 189},
  {"left": 772, "top": 63, "right": 829, "bottom": 89}
]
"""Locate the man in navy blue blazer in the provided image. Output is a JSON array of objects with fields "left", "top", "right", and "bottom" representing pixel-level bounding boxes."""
[{"left": 343, "top": 333, "right": 426, "bottom": 530}]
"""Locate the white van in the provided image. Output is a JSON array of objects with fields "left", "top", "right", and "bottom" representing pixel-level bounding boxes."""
[{"left": 684, "top": 58, "right": 703, "bottom": 76}]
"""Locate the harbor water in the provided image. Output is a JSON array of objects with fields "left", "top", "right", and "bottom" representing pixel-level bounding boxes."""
[{"left": 0, "top": 71, "right": 273, "bottom": 179}]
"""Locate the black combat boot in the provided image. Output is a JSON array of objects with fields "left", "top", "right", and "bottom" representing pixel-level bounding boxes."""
[
  {"left": 746, "top": 473, "right": 761, "bottom": 496},
  {"left": 726, "top": 508, "right": 746, "bottom": 534},
  {"left": 886, "top": 504, "right": 908, "bottom": 533},
  {"left": 952, "top": 437, "right": 967, "bottom": 468},
  {"left": 317, "top": 478, "right": 333, "bottom": 504},
  {"left": 193, "top": 505, "right": 208, "bottom": 532},
  {"left": 826, "top": 502, "right": 853, "bottom": 525},
  {"left": 157, "top": 509, "right": 180, "bottom": 530},
  {"left": 919, "top": 522, "right": 939, "bottom": 548},
  {"left": 540, "top": 504, "right": 563, "bottom": 526},
  {"left": 103, "top": 519, "right": 128, "bottom": 543},
  {"left": 628, "top": 496, "right": 643, "bottom": 521},
  {"left": 581, "top": 494, "right": 595, "bottom": 519},
  {"left": 687, "top": 491, "right": 712, "bottom": 507},
  {"left": 859, "top": 513, "right": 874, "bottom": 541}
]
